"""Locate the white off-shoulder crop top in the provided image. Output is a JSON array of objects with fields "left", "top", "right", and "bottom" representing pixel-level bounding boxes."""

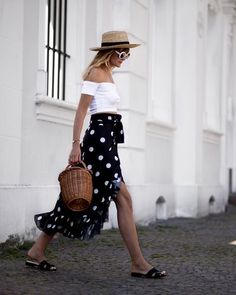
[{"left": 81, "top": 81, "right": 120, "bottom": 114}]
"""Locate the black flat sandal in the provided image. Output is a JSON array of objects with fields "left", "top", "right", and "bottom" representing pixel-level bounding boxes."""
[
  {"left": 131, "top": 267, "right": 167, "bottom": 279},
  {"left": 25, "top": 259, "right": 57, "bottom": 271}
]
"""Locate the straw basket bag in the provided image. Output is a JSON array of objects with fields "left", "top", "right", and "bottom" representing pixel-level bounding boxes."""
[{"left": 58, "top": 162, "right": 93, "bottom": 212}]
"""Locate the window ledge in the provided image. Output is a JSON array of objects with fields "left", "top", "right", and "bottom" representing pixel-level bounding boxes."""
[
  {"left": 35, "top": 95, "right": 77, "bottom": 126},
  {"left": 203, "top": 128, "right": 223, "bottom": 144}
]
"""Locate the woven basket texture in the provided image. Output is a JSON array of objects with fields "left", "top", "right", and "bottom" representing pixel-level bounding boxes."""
[{"left": 58, "top": 164, "right": 93, "bottom": 212}]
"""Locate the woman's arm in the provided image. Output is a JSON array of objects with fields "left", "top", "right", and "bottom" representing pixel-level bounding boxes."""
[
  {"left": 72, "top": 94, "right": 92, "bottom": 142},
  {"left": 68, "top": 94, "right": 92, "bottom": 164},
  {"left": 69, "top": 67, "right": 106, "bottom": 164}
]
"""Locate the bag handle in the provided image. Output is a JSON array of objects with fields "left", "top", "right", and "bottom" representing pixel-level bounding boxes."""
[{"left": 66, "top": 161, "right": 88, "bottom": 170}]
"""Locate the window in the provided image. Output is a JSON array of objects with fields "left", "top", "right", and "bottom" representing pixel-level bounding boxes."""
[{"left": 45, "top": 0, "right": 70, "bottom": 100}]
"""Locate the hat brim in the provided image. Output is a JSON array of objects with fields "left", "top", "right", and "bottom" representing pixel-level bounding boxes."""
[{"left": 90, "top": 43, "right": 141, "bottom": 51}]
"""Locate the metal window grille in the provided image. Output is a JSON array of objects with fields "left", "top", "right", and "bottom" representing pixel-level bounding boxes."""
[{"left": 45, "top": 0, "right": 70, "bottom": 100}]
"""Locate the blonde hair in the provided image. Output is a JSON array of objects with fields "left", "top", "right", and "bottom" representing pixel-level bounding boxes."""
[{"left": 82, "top": 50, "right": 114, "bottom": 80}]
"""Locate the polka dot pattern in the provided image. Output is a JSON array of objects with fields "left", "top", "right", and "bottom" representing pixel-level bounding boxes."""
[{"left": 34, "top": 113, "right": 124, "bottom": 241}]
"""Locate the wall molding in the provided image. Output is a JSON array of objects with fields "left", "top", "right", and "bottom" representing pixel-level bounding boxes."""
[
  {"left": 120, "top": 108, "right": 146, "bottom": 115},
  {"left": 203, "top": 128, "right": 223, "bottom": 144},
  {"left": 222, "top": 0, "right": 236, "bottom": 16},
  {"left": 208, "top": 0, "right": 222, "bottom": 13},
  {"left": 146, "top": 119, "right": 176, "bottom": 139},
  {"left": 0, "top": 184, "right": 59, "bottom": 189},
  {"left": 134, "top": 0, "right": 149, "bottom": 10},
  {"left": 35, "top": 95, "right": 77, "bottom": 126}
]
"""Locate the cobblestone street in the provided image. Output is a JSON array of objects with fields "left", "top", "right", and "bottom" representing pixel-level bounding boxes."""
[{"left": 1, "top": 205, "right": 236, "bottom": 295}]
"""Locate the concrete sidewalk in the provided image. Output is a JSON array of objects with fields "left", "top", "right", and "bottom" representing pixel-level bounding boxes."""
[{"left": 0, "top": 205, "right": 236, "bottom": 295}]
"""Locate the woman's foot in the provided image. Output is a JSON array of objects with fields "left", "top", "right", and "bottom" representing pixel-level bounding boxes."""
[
  {"left": 131, "top": 267, "right": 166, "bottom": 278},
  {"left": 27, "top": 245, "right": 46, "bottom": 263},
  {"left": 26, "top": 245, "right": 56, "bottom": 271},
  {"left": 131, "top": 260, "right": 166, "bottom": 278},
  {"left": 131, "top": 260, "right": 153, "bottom": 274},
  {"left": 25, "top": 259, "right": 57, "bottom": 271}
]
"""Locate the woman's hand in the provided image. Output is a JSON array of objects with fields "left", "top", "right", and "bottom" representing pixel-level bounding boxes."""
[{"left": 68, "top": 142, "right": 81, "bottom": 164}]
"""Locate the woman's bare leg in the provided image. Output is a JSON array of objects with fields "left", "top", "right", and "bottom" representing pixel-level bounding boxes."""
[
  {"left": 27, "top": 232, "right": 54, "bottom": 262},
  {"left": 114, "top": 182, "right": 153, "bottom": 273}
]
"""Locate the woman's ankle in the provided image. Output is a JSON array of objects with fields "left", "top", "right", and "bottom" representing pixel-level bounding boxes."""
[
  {"left": 131, "top": 258, "right": 151, "bottom": 270},
  {"left": 27, "top": 245, "right": 46, "bottom": 262}
]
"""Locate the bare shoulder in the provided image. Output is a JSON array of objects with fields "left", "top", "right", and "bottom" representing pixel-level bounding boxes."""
[{"left": 85, "top": 67, "right": 109, "bottom": 83}]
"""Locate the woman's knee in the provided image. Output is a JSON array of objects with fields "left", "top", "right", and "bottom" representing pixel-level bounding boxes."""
[{"left": 114, "top": 182, "right": 133, "bottom": 210}]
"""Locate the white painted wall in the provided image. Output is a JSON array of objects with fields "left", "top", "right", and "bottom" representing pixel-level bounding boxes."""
[
  {"left": 0, "top": 0, "right": 236, "bottom": 242},
  {"left": 0, "top": 0, "right": 23, "bottom": 185}
]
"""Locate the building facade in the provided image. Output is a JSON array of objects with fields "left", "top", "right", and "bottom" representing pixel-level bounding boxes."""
[{"left": 0, "top": 0, "right": 236, "bottom": 242}]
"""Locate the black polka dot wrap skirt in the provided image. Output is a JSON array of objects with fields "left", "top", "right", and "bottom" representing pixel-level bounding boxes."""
[{"left": 35, "top": 113, "right": 125, "bottom": 240}]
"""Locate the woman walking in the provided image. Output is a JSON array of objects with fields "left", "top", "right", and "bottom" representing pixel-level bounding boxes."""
[{"left": 26, "top": 31, "right": 167, "bottom": 279}]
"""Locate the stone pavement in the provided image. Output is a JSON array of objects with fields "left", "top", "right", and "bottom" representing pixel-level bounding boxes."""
[{"left": 1, "top": 205, "right": 236, "bottom": 295}]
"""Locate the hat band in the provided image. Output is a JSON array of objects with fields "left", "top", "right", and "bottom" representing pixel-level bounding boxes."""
[{"left": 101, "top": 41, "right": 129, "bottom": 47}]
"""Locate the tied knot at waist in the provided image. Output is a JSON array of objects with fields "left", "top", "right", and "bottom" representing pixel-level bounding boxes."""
[{"left": 90, "top": 113, "right": 124, "bottom": 143}]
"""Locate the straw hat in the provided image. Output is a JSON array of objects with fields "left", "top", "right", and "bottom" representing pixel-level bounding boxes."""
[{"left": 90, "top": 31, "right": 141, "bottom": 51}]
